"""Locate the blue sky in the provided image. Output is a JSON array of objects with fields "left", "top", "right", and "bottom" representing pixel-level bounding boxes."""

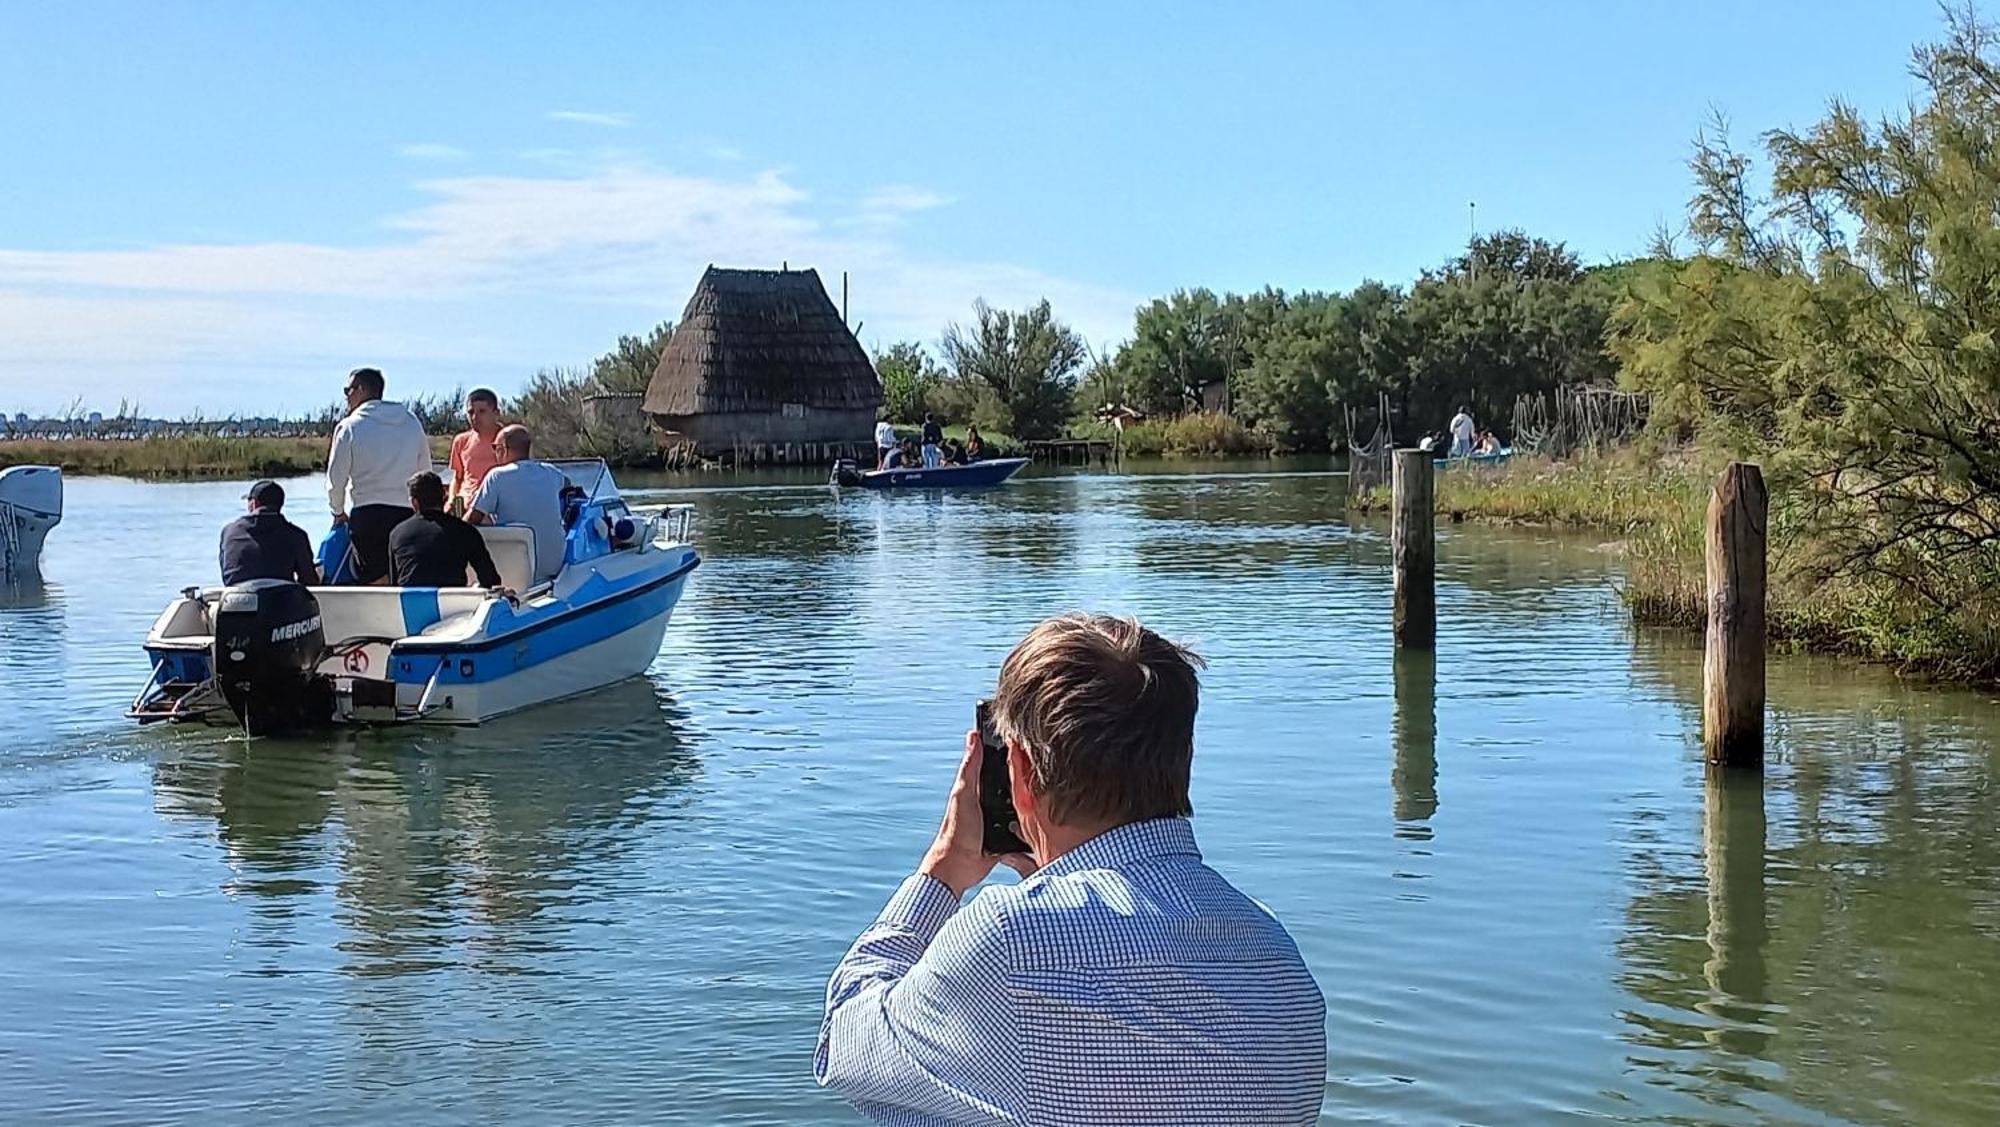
[{"left": 0, "top": 1, "right": 1942, "bottom": 416}]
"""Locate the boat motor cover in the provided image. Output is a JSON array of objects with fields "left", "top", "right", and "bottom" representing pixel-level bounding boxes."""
[
  {"left": 0, "top": 465, "right": 62, "bottom": 517},
  {"left": 212, "top": 579, "right": 332, "bottom": 733}
]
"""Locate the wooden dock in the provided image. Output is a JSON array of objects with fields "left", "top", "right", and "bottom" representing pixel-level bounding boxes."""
[{"left": 1026, "top": 438, "right": 1115, "bottom": 466}]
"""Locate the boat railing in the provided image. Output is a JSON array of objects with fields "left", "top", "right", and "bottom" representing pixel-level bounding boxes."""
[{"left": 630, "top": 503, "right": 694, "bottom": 546}]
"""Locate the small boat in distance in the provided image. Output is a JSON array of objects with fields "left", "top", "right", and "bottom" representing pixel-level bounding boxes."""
[
  {"left": 129, "top": 460, "right": 699, "bottom": 732},
  {"left": 1436, "top": 447, "right": 1514, "bottom": 467},
  {"left": 830, "top": 457, "right": 1030, "bottom": 490},
  {"left": 0, "top": 465, "right": 62, "bottom": 581}
]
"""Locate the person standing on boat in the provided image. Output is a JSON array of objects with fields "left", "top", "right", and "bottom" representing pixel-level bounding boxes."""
[
  {"left": 816, "top": 614, "right": 1327, "bottom": 1125},
  {"left": 219, "top": 480, "right": 318, "bottom": 586},
  {"left": 448, "top": 387, "right": 505, "bottom": 514},
  {"left": 468, "top": 424, "right": 568, "bottom": 583},
  {"left": 1448, "top": 406, "right": 1476, "bottom": 459},
  {"left": 391, "top": 471, "right": 506, "bottom": 590},
  {"left": 875, "top": 419, "right": 898, "bottom": 470},
  {"left": 326, "top": 367, "right": 433, "bottom": 584},
  {"left": 921, "top": 413, "right": 945, "bottom": 469}
]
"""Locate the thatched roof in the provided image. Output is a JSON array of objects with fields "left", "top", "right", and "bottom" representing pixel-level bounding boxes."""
[{"left": 643, "top": 266, "right": 882, "bottom": 417}]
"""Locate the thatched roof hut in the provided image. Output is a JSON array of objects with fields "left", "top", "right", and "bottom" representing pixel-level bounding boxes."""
[{"left": 643, "top": 266, "right": 882, "bottom": 457}]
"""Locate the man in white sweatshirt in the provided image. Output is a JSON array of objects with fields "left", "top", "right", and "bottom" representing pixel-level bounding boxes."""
[{"left": 327, "top": 367, "right": 433, "bottom": 584}]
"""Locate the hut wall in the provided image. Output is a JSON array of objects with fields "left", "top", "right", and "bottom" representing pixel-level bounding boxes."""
[{"left": 651, "top": 408, "right": 877, "bottom": 451}]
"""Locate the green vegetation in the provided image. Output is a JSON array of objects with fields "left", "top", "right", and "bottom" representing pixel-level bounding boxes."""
[
  {"left": 508, "top": 320, "right": 674, "bottom": 461},
  {"left": 1608, "top": 8, "right": 2000, "bottom": 684},
  {"left": 1357, "top": 444, "right": 2000, "bottom": 685},
  {"left": 1093, "top": 412, "right": 1269, "bottom": 458},
  {"left": 1093, "top": 235, "right": 1618, "bottom": 451},
  {"left": 877, "top": 232, "right": 1618, "bottom": 453},
  {"left": 939, "top": 300, "right": 1086, "bottom": 440}
]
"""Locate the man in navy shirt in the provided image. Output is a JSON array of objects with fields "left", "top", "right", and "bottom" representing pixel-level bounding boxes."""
[{"left": 219, "top": 480, "right": 319, "bottom": 586}]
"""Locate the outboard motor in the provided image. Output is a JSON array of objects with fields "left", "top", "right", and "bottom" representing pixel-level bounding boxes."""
[
  {"left": 211, "top": 579, "right": 333, "bottom": 735},
  {"left": 830, "top": 459, "right": 865, "bottom": 487}
]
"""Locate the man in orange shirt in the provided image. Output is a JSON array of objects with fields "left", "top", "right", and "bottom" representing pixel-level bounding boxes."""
[{"left": 448, "top": 387, "right": 504, "bottom": 513}]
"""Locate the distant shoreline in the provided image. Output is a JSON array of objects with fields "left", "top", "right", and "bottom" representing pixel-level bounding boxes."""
[{"left": 0, "top": 436, "right": 454, "bottom": 481}]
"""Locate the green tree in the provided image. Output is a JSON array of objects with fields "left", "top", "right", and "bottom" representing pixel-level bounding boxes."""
[
  {"left": 1117, "top": 288, "right": 1250, "bottom": 414},
  {"left": 940, "top": 300, "right": 1084, "bottom": 440},
  {"left": 1397, "top": 238, "right": 1614, "bottom": 436},
  {"left": 591, "top": 320, "right": 675, "bottom": 394},
  {"left": 1611, "top": 7, "right": 2000, "bottom": 639},
  {"left": 873, "top": 340, "right": 943, "bottom": 423}
]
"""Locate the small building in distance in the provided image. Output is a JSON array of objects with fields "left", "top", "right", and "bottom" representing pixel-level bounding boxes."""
[{"left": 643, "top": 266, "right": 882, "bottom": 464}]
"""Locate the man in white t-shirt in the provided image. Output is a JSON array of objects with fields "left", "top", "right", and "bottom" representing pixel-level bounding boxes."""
[
  {"left": 1449, "top": 406, "right": 1476, "bottom": 458},
  {"left": 468, "top": 425, "right": 569, "bottom": 582},
  {"left": 874, "top": 420, "right": 897, "bottom": 470}
]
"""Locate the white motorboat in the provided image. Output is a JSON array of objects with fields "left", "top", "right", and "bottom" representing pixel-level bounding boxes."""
[
  {"left": 0, "top": 465, "right": 62, "bottom": 580},
  {"left": 129, "top": 460, "right": 699, "bottom": 731}
]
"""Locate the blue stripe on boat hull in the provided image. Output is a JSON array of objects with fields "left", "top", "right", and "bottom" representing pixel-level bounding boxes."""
[{"left": 389, "top": 565, "right": 692, "bottom": 686}]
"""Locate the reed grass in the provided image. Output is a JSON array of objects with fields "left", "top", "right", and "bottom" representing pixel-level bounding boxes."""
[
  {"left": 1354, "top": 448, "right": 2000, "bottom": 685},
  {"left": 1, "top": 436, "right": 453, "bottom": 480}
]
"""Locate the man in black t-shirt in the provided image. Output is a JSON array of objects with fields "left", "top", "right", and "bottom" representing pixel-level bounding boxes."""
[
  {"left": 220, "top": 480, "right": 319, "bottom": 586},
  {"left": 389, "top": 471, "right": 505, "bottom": 589}
]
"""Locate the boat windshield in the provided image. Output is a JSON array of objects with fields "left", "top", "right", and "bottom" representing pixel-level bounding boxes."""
[{"left": 551, "top": 459, "right": 620, "bottom": 503}]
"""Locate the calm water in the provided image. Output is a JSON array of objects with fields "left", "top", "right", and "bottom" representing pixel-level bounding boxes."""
[{"left": 2, "top": 462, "right": 1997, "bottom": 1125}]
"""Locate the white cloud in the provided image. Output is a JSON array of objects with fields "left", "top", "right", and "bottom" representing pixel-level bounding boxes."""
[
  {"left": 860, "top": 185, "right": 952, "bottom": 214},
  {"left": 545, "top": 110, "right": 632, "bottom": 128},
  {"left": 397, "top": 143, "right": 470, "bottom": 161},
  {"left": 0, "top": 162, "right": 1137, "bottom": 414}
]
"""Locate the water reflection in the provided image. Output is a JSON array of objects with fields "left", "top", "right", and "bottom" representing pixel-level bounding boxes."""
[
  {"left": 151, "top": 679, "right": 700, "bottom": 976},
  {"left": 1391, "top": 650, "right": 1438, "bottom": 833},
  {"left": 1700, "top": 769, "right": 1770, "bottom": 1056},
  {"left": 1618, "top": 647, "right": 2000, "bottom": 1124},
  {"left": 0, "top": 578, "right": 64, "bottom": 721}
]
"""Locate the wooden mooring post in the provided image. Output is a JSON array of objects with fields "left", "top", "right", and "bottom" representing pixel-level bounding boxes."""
[
  {"left": 1392, "top": 449, "right": 1435, "bottom": 649},
  {"left": 1703, "top": 462, "right": 1767, "bottom": 769}
]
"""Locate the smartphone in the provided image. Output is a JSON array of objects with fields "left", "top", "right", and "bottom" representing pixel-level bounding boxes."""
[{"left": 976, "top": 699, "right": 1029, "bottom": 855}]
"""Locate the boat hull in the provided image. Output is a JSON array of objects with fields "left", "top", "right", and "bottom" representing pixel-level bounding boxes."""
[
  {"left": 377, "top": 559, "right": 691, "bottom": 724},
  {"left": 853, "top": 457, "right": 1029, "bottom": 489},
  {"left": 1436, "top": 448, "right": 1513, "bottom": 467}
]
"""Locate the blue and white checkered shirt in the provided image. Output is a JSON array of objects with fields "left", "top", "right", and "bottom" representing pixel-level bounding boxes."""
[{"left": 815, "top": 817, "right": 1326, "bottom": 1125}]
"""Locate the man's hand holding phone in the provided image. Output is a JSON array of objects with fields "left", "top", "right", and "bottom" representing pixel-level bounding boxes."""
[{"left": 919, "top": 728, "right": 1037, "bottom": 899}]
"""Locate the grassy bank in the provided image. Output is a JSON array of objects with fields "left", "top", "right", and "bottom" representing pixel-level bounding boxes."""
[
  {"left": 1353, "top": 448, "right": 2000, "bottom": 686},
  {"left": 1064, "top": 412, "right": 1275, "bottom": 457},
  {"left": 1, "top": 436, "right": 454, "bottom": 480}
]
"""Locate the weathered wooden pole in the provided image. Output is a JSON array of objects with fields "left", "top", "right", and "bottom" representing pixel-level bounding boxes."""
[
  {"left": 1703, "top": 462, "right": 1767, "bottom": 768},
  {"left": 1392, "top": 449, "right": 1435, "bottom": 649}
]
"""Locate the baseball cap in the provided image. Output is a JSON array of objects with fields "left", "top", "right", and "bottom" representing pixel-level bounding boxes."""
[{"left": 244, "top": 480, "right": 285, "bottom": 509}]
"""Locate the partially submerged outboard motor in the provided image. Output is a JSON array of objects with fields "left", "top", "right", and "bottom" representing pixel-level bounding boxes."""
[
  {"left": 211, "top": 579, "right": 333, "bottom": 735},
  {"left": 0, "top": 464, "right": 62, "bottom": 581},
  {"left": 830, "top": 459, "right": 865, "bottom": 487}
]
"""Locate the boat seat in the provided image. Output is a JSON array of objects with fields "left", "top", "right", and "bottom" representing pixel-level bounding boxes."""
[
  {"left": 312, "top": 587, "right": 493, "bottom": 643},
  {"left": 477, "top": 526, "right": 538, "bottom": 593}
]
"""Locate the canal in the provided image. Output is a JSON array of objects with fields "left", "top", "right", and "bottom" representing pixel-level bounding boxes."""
[{"left": 1, "top": 463, "right": 1994, "bottom": 1124}]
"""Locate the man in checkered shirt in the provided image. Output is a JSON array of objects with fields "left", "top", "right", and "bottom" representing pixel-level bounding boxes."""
[{"left": 816, "top": 614, "right": 1326, "bottom": 1125}]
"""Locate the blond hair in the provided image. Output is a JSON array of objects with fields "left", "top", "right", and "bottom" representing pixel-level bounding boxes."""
[{"left": 994, "top": 613, "right": 1204, "bottom": 827}]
